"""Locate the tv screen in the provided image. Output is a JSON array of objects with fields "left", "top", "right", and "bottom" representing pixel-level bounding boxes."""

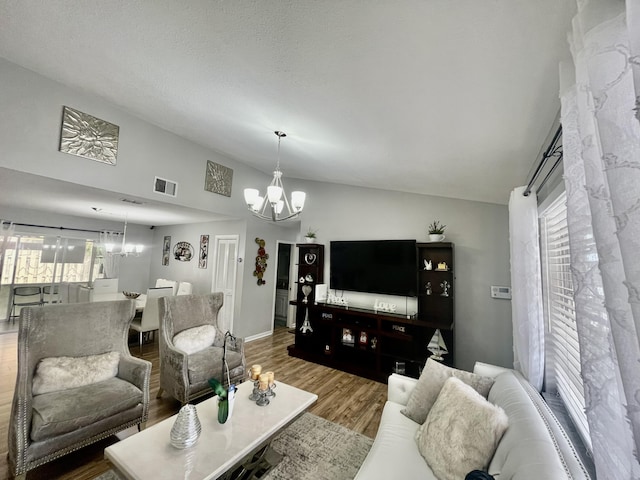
[{"left": 330, "top": 240, "right": 417, "bottom": 297}]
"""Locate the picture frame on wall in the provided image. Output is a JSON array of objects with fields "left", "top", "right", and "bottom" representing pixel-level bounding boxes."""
[
  {"left": 162, "top": 235, "right": 171, "bottom": 266},
  {"left": 199, "top": 235, "right": 209, "bottom": 269}
]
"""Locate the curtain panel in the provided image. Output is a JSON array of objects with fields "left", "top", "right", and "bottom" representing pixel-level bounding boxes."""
[
  {"left": 560, "top": 1, "right": 640, "bottom": 477},
  {"left": 508, "top": 186, "right": 544, "bottom": 392}
]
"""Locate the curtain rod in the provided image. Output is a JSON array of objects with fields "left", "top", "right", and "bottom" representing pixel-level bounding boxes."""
[
  {"left": 7, "top": 222, "right": 122, "bottom": 235},
  {"left": 523, "top": 125, "right": 563, "bottom": 197}
]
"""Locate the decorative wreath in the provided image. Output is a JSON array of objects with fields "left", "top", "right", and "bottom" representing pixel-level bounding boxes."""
[{"left": 253, "top": 237, "right": 269, "bottom": 285}]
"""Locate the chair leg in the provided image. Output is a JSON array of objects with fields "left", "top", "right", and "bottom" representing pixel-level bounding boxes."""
[
  {"left": 156, "top": 387, "right": 164, "bottom": 399},
  {"left": 139, "top": 331, "right": 143, "bottom": 356},
  {"left": 13, "top": 473, "right": 26, "bottom": 480},
  {"left": 138, "top": 421, "right": 147, "bottom": 431}
]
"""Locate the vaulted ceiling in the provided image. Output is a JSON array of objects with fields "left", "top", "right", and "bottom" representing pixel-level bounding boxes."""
[{"left": 0, "top": 0, "right": 575, "bottom": 212}]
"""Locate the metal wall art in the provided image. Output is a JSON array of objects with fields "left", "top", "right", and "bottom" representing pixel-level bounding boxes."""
[
  {"left": 253, "top": 238, "right": 268, "bottom": 285},
  {"left": 204, "top": 161, "right": 233, "bottom": 197},
  {"left": 199, "top": 235, "right": 209, "bottom": 269},
  {"left": 59, "top": 106, "right": 119, "bottom": 165},
  {"left": 174, "top": 241, "right": 194, "bottom": 262},
  {"left": 162, "top": 236, "right": 171, "bottom": 266}
]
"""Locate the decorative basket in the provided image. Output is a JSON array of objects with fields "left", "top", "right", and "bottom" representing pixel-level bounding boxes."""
[
  {"left": 122, "top": 291, "right": 141, "bottom": 299},
  {"left": 170, "top": 404, "right": 202, "bottom": 449}
]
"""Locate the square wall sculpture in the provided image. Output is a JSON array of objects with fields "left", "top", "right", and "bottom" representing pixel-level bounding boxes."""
[
  {"left": 205, "top": 161, "right": 233, "bottom": 197},
  {"left": 59, "top": 106, "right": 120, "bottom": 165}
]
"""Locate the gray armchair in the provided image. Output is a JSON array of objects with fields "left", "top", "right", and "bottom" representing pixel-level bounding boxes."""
[
  {"left": 156, "top": 292, "right": 246, "bottom": 404},
  {"left": 8, "top": 300, "right": 151, "bottom": 480}
]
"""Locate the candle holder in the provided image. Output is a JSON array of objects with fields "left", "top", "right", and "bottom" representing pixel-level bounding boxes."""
[
  {"left": 267, "top": 382, "right": 277, "bottom": 398},
  {"left": 248, "top": 379, "right": 260, "bottom": 401},
  {"left": 256, "top": 389, "right": 270, "bottom": 406}
]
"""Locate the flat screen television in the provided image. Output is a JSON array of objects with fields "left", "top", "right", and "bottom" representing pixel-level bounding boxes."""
[{"left": 330, "top": 240, "right": 417, "bottom": 297}]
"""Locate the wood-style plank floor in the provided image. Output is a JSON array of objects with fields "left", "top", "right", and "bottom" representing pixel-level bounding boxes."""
[{"left": 0, "top": 327, "right": 387, "bottom": 480}]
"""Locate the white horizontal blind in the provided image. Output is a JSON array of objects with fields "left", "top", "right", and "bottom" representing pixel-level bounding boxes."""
[{"left": 540, "top": 193, "right": 591, "bottom": 449}]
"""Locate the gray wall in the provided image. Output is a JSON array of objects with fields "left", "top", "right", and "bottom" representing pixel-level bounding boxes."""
[{"left": 0, "top": 58, "right": 514, "bottom": 370}]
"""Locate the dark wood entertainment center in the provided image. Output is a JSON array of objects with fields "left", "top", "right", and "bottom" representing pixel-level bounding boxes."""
[{"left": 288, "top": 242, "right": 454, "bottom": 382}]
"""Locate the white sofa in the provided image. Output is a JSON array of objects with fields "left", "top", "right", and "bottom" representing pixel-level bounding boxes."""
[{"left": 354, "top": 362, "right": 591, "bottom": 480}]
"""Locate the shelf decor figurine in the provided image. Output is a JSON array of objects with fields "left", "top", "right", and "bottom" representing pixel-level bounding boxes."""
[
  {"left": 425, "top": 282, "right": 432, "bottom": 295},
  {"left": 301, "top": 285, "right": 312, "bottom": 304},
  {"left": 428, "top": 329, "right": 449, "bottom": 362},
  {"left": 424, "top": 259, "right": 432, "bottom": 270},
  {"left": 440, "top": 280, "right": 450, "bottom": 297},
  {"left": 300, "top": 307, "right": 313, "bottom": 334},
  {"left": 427, "top": 220, "right": 446, "bottom": 242}
]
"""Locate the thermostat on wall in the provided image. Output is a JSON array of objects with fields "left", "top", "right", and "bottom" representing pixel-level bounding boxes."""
[{"left": 491, "top": 286, "right": 512, "bottom": 300}]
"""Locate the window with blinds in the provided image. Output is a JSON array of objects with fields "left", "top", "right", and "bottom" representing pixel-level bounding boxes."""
[{"left": 540, "top": 192, "right": 591, "bottom": 450}]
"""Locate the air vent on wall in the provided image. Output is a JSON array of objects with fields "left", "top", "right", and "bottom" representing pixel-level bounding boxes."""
[
  {"left": 154, "top": 176, "right": 178, "bottom": 197},
  {"left": 120, "top": 198, "right": 144, "bottom": 205}
]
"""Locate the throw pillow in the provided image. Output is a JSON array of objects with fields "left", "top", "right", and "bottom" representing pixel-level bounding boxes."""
[
  {"left": 32, "top": 351, "right": 121, "bottom": 395},
  {"left": 401, "top": 358, "right": 495, "bottom": 424},
  {"left": 173, "top": 324, "right": 216, "bottom": 355},
  {"left": 416, "top": 377, "right": 509, "bottom": 480}
]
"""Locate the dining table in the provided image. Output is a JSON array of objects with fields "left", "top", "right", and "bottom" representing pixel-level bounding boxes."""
[{"left": 91, "top": 292, "right": 147, "bottom": 311}]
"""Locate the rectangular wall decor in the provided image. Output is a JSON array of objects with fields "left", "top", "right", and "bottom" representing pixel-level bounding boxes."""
[
  {"left": 204, "top": 161, "right": 233, "bottom": 197},
  {"left": 162, "top": 236, "right": 171, "bottom": 266},
  {"left": 59, "top": 106, "right": 119, "bottom": 165},
  {"left": 199, "top": 235, "right": 209, "bottom": 269}
]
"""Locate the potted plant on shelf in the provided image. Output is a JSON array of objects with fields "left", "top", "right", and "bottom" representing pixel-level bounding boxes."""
[
  {"left": 428, "top": 221, "right": 446, "bottom": 242},
  {"left": 304, "top": 228, "right": 317, "bottom": 243}
]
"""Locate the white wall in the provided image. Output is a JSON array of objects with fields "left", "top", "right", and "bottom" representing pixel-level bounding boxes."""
[
  {"left": 294, "top": 181, "right": 513, "bottom": 372},
  {"left": 0, "top": 58, "right": 514, "bottom": 371}
]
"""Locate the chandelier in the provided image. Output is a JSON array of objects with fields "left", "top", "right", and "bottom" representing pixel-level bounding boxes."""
[
  {"left": 100, "top": 216, "right": 143, "bottom": 257},
  {"left": 243, "top": 131, "right": 306, "bottom": 222}
]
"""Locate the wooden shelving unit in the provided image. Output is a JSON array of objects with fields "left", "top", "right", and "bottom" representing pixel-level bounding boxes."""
[{"left": 288, "top": 242, "right": 455, "bottom": 382}]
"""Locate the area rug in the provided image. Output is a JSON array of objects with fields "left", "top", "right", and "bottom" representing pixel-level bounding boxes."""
[{"left": 95, "top": 413, "right": 372, "bottom": 480}]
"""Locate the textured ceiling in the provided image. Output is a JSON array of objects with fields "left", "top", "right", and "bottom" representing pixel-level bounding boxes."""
[{"left": 0, "top": 0, "right": 575, "bottom": 207}]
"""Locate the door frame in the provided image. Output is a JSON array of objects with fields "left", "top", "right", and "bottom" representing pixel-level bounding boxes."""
[
  {"left": 271, "top": 240, "right": 296, "bottom": 332},
  {"left": 211, "top": 234, "right": 239, "bottom": 334}
]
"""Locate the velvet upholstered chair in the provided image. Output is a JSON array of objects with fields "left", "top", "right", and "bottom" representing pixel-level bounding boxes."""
[
  {"left": 156, "top": 292, "right": 246, "bottom": 404},
  {"left": 8, "top": 300, "right": 151, "bottom": 480}
]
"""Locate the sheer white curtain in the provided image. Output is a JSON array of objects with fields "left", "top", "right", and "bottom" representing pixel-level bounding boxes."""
[
  {"left": 99, "top": 231, "right": 121, "bottom": 279},
  {"left": 560, "top": 1, "right": 640, "bottom": 477},
  {"left": 508, "top": 186, "right": 544, "bottom": 392}
]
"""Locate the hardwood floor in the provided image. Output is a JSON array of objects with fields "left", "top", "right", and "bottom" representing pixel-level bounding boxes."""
[{"left": 0, "top": 327, "right": 387, "bottom": 480}]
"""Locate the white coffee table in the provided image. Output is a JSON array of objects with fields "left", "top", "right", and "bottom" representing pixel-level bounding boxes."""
[{"left": 105, "top": 380, "right": 318, "bottom": 480}]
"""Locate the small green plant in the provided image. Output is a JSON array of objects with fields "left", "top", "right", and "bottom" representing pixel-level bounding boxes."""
[
  {"left": 305, "top": 227, "right": 317, "bottom": 238},
  {"left": 428, "top": 221, "right": 446, "bottom": 235}
]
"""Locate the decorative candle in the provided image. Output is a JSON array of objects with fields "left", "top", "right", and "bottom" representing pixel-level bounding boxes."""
[
  {"left": 266, "top": 371, "right": 275, "bottom": 387},
  {"left": 258, "top": 373, "right": 269, "bottom": 391},
  {"left": 250, "top": 364, "right": 262, "bottom": 380}
]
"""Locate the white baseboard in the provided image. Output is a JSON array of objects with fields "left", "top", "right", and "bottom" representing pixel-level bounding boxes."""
[{"left": 245, "top": 330, "right": 273, "bottom": 343}]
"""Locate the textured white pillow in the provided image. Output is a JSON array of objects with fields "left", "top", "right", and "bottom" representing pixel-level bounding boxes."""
[
  {"left": 173, "top": 324, "right": 216, "bottom": 354},
  {"left": 402, "top": 358, "right": 495, "bottom": 424},
  {"left": 416, "top": 377, "right": 509, "bottom": 480},
  {"left": 32, "top": 352, "right": 121, "bottom": 395}
]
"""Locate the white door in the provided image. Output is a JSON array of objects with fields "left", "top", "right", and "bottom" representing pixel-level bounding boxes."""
[{"left": 212, "top": 235, "right": 239, "bottom": 333}]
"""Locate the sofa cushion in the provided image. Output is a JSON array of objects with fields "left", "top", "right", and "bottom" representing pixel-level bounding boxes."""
[
  {"left": 402, "top": 358, "right": 495, "bottom": 424},
  {"left": 31, "top": 376, "right": 142, "bottom": 442},
  {"left": 416, "top": 377, "right": 508, "bottom": 480},
  {"left": 173, "top": 324, "right": 216, "bottom": 355},
  {"left": 32, "top": 352, "right": 120, "bottom": 395},
  {"left": 354, "top": 401, "right": 436, "bottom": 479},
  {"left": 187, "top": 347, "right": 244, "bottom": 385}
]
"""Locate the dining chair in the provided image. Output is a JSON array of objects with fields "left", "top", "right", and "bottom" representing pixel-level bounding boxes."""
[
  {"left": 42, "top": 284, "right": 60, "bottom": 304},
  {"left": 10, "top": 286, "right": 43, "bottom": 322},
  {"left": 155, "top": 278, "right": 178, "bottom": 295},
  {"left": 129, "top": 286, "right": 173, "bottom": 354},
  {"left": 177, "top": 281, "right": 193, "bottom": 295}
]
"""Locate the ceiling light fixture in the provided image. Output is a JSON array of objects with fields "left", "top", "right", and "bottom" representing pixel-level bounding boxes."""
[
  {"left": 243, "top": 131, "right": 306, "bottom": 222},
  {"left": 100, "top": 215, "right": 143, "bottom": 257}
]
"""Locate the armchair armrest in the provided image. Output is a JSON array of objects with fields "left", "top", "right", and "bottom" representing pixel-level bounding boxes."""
[
  {"left": 118, "top": 355, "right": 152, "bottom": 392},
  {"left": 387, "top": 373, "right": 419, "bottom": 406}
]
